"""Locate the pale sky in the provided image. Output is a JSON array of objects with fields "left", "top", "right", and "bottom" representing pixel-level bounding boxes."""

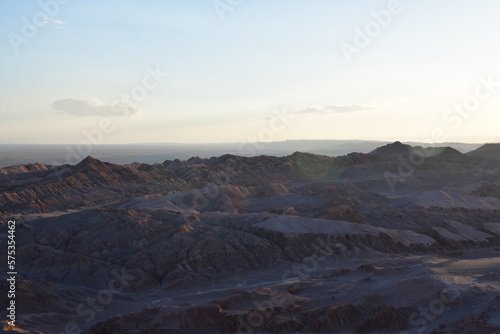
[{"left": 1, "top": 0, "right": 499, "bottom": 144}]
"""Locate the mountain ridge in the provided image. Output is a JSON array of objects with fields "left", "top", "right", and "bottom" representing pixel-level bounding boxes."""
[{"left": 1, "top": 141, "right": 499, "bottom": 333}]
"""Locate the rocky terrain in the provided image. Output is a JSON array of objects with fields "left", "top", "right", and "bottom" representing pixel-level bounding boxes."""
[{"left": 0, "top": 142, "right": 499, "bottom": 333}]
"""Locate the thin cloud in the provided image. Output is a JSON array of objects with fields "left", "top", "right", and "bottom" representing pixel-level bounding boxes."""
[
  {"left": 294, "top": 104, "right": 376, "bottom": 115},
  {"left": 41, "top": 17, "right": 67, "bottom": 26},
  {"left": 52, "top": 98, "right": 141, "bottom": 117}
]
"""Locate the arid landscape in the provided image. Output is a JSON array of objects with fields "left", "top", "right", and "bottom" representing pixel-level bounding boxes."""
[
  {"left": 1, "top": 141, "right": 499, "bottom": 333},
  {"left": 3, "top": 0, "right": 500, "bottom": 333}
]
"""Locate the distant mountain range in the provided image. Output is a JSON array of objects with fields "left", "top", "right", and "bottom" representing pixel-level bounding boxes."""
[{"left": 0, "top": 140, "right": 493, "bottom": 167}]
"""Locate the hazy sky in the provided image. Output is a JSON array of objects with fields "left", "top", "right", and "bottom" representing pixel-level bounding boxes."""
[{"left": 1, "top": 0, "right": 499, "bottom": 144}]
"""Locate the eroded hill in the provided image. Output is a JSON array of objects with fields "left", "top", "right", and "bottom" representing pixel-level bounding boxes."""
[{"left": 0, "top": 142, "right": 499, "bottom": 333}]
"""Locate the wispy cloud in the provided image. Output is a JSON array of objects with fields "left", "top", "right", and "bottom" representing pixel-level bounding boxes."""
[
  {"left": 294, "top": 104, "right": 376, "bottom": 115},
  {"left": 52, "top": 98, "right": 141, "bottom": 117},
  {"left": 41, "top": 17, "right": 67, "bottom": 28}
]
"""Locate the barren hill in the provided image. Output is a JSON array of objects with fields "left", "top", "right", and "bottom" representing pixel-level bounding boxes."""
[{"left": 1, "top": 142, "right": 499, "bottom": 333}]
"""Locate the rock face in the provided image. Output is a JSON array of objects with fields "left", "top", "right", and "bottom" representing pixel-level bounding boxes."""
[
  {"left": 430, "top": 313, "right": 498, "bottom": 334},
  {"left": 1, "top": 142, "right": 499, "bottom": 333},
  {"left": 87, "top": 304, "right": 224, "bottom": 334},
  {"left": 87, "top": 288, "right": 310, "bottom": 334},
  {"left": 354, "top": 306, "right": 409, "bottom": 332},
  {"left": 306, "top": 303, "right": 361, "bottom": 332}
]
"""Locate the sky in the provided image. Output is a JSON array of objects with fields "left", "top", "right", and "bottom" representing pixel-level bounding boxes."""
[{"left": 1, "top": 0, "right": 499, "bottom": 144}]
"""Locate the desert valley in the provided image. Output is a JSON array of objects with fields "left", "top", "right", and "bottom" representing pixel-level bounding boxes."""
[{"left": 0, "top": 141, "right": 499, "bottom": 334}]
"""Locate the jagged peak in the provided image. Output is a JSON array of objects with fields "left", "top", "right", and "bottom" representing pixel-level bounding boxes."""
[
  {"left": 187, "top": 156, "right": 203, "bottom": 164},
  {"left": 78, "top": 156, "right": 103, "bottom": 165},
  {"left": 205, "top": 154, "right": 244, "bottom": 166},
  {"left": 370, "top": 141, "right": 412, "bottom": 156},
  {"left": 71, "top": 156, "right": 111, "bottom": 173},
  {"left": 163, "top": 158, "right": 187, "bottom": 168}
]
